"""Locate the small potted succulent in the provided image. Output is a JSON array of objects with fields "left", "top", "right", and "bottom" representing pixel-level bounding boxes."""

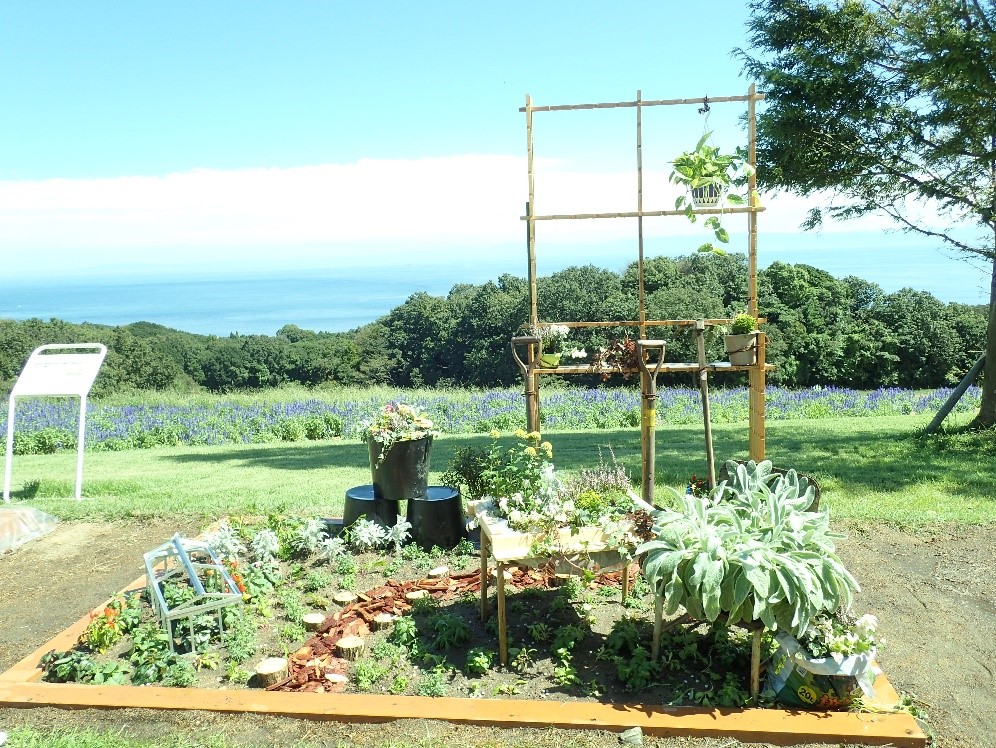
[
  {"left": 670, "top": 131, "right": 754, "bottom": 254},
  {"left": 524, "top": 323, "right": 570, "bottom": 368},
  {"left": 360, "top": 402, "right": 439, "bottom": 501},
  {"left": 725, "top": 312, "right": 758, "bottom": 366}
]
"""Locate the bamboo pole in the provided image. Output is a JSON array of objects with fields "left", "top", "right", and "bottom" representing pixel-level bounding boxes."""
[
  {"left": 522, "top": 206, "right": 765, "bottom": 222},
  {"left": 519, "top": 92, "right": 765, "bottom": 113},
  {"left": 695, "top": 321, "right": 717, "bottom": 489},
  {"left": 636, "top": 90, "right": 646, "bottom": 336},
  {"left": 526, "top": 95, "right": 537, "bottom": 326},
  {"left": 541, "top": 318, "right": 766, "bottom": 329},
  {"left": 747, "top": 83, "right": 759, "bottom": 318},
  {"left": 748, "top": 332, "right": 767, "bottom": 461}
]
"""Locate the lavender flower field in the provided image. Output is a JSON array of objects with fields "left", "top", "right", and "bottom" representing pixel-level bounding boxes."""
[{"left": 0, "top": 385, "right": 980, "bottom": 455}]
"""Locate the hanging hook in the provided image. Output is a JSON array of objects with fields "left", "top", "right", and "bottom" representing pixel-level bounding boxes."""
[{"left": 698, "top": 95, "right": 710, "bottom": 115}]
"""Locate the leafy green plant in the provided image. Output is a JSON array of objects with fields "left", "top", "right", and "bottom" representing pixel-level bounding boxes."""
[
  {"left": 464, "top": 647, "right": 493, "bottom": 675},
  {"left": 614, "top": 646, "right": 658, "bottom": 690},
  {"left": 353, "top": 658, "right": 391, "bottom": 691},
  {"left": 161, "top": 658, "right": 197, "bottom": 687},
  {"left": 429, "top": 612, "right": 471, "bottom": 650},
  {"left": 389, "top": 616, "right": 420, "bottom": 655},
  {"left": 223, "top": 616, "right": 258, "bottom": 665},
  {"left": 640, "top": 460, "right": 859, "bottom": 638},
  {"left": 276, "top": 588, "right": 307, "bottom": 624},
  {"left": 40, "top": 650, "right": 130, "bottom": 685},
  {"left": 416, "top": 666, "right": 450, "bottom": 697},
  {"left": 389, "top": 673, "right": 410, "bottom": 694},
  {"left": 225, "top": 661, "right": 253, "bottom": 685},
  {"left": 127, "top": 623, "right": 176, "bottom": 685},
  {"left": 730, "top": 313, "right": 757, "bottom": 335},
  {"left": 550, "top": 623, "right": 587, "bottom": 653},
  {"left": 670, "top": 131, "right": 755, "bottom": 254}
]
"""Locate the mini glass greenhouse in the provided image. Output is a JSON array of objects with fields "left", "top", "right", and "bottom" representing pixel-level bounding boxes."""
[{"left": 143, "top": 533, "right": 244, "bottom": 651}]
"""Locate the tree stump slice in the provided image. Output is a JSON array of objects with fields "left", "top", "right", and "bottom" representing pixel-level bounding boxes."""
[
  {"left": 255, "top": 657, "right": 288, "bottom": 688},
  {"left": 405, "top": 589, "right": 428, "bottom": 602},
  {"left": 428, "top": 565, "right": 449, "bottom": 578},
  {"left": 372, "top": 612, "right": 395, "bottom": 631},
  {"left": 337, "top": 635, "right": 365, "bottom": 661},
  {"left": 302, "top": 613, "right": 325, "bottom": 632},
  {"left": 333, "top": 591, "right": 358, "bottom": 605},
  {"left": 325, "top": 672, "right": 348, "bottom": 684}
]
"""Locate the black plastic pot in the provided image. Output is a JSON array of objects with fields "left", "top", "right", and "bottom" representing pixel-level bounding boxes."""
[
  {"left": 406, "top": 485, "right": 464, "bottom": 550},
  {"left": 343, "top": 484, "right": 402, "bottom": 529},
  {"left": 369, "top": 436, "right": 432, "bottom": 501}
]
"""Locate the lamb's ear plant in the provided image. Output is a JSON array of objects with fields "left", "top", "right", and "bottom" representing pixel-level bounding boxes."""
[{"left": 639, "top": 460, "right": 858, "bottom": 638}]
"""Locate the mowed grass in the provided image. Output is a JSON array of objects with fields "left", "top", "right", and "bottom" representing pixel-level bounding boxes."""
[{"left": 4, "top": 413, "right": 993, "bottom": 528}]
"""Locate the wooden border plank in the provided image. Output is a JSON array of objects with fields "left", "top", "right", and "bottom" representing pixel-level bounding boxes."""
[{"left": 0, "top": 571, "right": 926, "bottom": 748}]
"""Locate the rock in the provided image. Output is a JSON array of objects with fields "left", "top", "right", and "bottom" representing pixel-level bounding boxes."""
[{"left": 619, "top": 727, "right": 643, "bottom": 746}]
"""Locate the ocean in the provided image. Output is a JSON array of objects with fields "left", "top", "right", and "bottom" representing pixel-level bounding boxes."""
[{"left": 1, "top": 236, "right": 990, "bottom": 337}]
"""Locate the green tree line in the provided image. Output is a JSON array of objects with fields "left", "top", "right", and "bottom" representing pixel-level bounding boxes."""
[{"left": 0, "top": 253, "right": 986, "bottom": 394}]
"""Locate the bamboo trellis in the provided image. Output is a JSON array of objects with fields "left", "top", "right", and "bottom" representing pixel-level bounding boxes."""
[{"left": 512, "top": 86, "right": 770, "bottom": 505}]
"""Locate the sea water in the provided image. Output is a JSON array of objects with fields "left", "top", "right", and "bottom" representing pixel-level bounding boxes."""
[{"left": 1, "top": 237, "right": 989, "bottom": 337}]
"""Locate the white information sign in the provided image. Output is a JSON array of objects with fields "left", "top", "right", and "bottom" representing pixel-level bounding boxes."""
[{"left": 3, "top": 344, "right": 108, "bottom": 502}]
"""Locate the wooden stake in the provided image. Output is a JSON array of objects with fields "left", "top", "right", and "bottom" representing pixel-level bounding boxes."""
[
  {"left": 695, "top": 321, "right": 717, "bottom": 489},
  {"left": 337, "top": 635, "right": 365, "bottom": 661},
  {"left": 255, "top": 657, "right": 288, "bottom": 688}
]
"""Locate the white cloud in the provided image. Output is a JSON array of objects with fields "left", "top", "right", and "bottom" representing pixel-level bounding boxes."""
[{"left": 0, "top": 153, "right": 957, "bottom": 267}]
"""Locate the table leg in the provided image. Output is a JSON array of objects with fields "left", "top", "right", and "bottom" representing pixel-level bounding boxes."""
[
  {"left": 479, "top": 534, "right": 489, "bottom": 621},
  {"left": 750, "top": 627, "right": 762, "bottom": 704},
  {"left": 496, "top": 561, "right": 508, "bottom": 666}
]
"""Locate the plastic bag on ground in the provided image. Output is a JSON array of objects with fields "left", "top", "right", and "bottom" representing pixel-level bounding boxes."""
[{"left": 0, "top": 506, "right": 58, "bottom": 554}]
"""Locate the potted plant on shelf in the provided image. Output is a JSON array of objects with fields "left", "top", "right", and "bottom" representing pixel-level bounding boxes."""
[
  {"left": 725, "top": 312, "right": 758, "bottom": 366},
  {"left": 360, "top": 402, "right": 439, "bottom": 501},
  {"left": 669, "top": 131, "right": 755, "bottom": 254},
  {"left": 523, "top": 323, "right": 570, "bottom": 368},
  {"left": 590, "top": 335, "right": 645, "bottom": 380}
]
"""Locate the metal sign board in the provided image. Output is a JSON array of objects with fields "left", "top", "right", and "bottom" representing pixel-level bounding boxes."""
[{"left": 4, "top": 344, "right": 108, "bottom": 502}]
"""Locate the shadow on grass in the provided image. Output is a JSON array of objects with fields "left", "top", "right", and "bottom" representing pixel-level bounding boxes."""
[{"left": 160, "top": 421, "right": 995, "bottom": 506}]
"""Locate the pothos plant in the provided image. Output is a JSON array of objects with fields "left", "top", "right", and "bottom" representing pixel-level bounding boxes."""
[
  {"left": 670, "top": 131, "right": 755, "bottom": 254},
  {"left": 638, "top": 460, "right": 859, "bottom": 639}
]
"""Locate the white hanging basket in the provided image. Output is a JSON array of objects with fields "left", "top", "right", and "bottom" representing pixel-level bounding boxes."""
[{"left": 691, "top": 184, "right": 723, "bottom": 207}]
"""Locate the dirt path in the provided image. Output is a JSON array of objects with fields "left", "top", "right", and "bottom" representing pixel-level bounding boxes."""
[{"left": 1, "top": 519, "right": 993, "bottom": 747}]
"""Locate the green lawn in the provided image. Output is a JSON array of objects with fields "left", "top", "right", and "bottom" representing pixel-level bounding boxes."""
[{"left": 4, "top": 414, "right": 993, "bottom": 528}]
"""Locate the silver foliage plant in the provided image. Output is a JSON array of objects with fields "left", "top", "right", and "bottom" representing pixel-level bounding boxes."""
[
  {"left": 347, "top": 518, "right": 390, "bottom": 552},
  {"left": 291, "top": 517, "right": 327, "bottom": 556},
  {"left": 250, "top": 528, "right": 280, "bottom": 564},
  {"left": 202, "top": 521, "right": 246, "bottom": 561},
  {"left": 638, "top": 460, "right": 859, "bottom": 639}
]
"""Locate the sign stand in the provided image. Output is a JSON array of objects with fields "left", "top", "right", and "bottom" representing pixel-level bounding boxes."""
[{"left": 3, "top": 344, "right": 107, "bottom": 502}]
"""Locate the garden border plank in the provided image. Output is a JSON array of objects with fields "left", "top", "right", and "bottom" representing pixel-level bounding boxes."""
[{"left": 0, "top": 573, "right": 927, "bottom": 747}]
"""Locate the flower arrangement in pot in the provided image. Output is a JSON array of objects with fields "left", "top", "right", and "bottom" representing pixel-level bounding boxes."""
[
  {"left": 725, "top": 312, "right": 758, "bottom": 366},
  {"left": 452, "top": 431, "right": 650, "bottom": 561},
  {"left": 670, "top": 131, "right": 755, "bottom": 254},
  {"left": 523, "top": 323, "right": 570, "bottom": 368},
  {"left": 360, "top": 402, "right": 439, "bottom": 501}
]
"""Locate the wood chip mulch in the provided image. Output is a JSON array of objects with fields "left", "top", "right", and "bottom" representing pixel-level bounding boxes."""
[{"left": 267, "top": 563, "right": 636, "bottom": 693}]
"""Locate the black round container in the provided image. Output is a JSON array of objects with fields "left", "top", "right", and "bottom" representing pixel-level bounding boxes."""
[
  {"left": 406, "top": 485, "right": 464, "bottom": 550},
  {"left": 343, "top": 484, "right": 402, "bottom": 529},
  {"left": 369, "top": 436, "right": 433, "bottom": 501}
]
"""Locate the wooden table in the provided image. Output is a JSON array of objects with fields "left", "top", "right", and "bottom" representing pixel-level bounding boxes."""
[{"left": 476, "top": 511, "right": 632, "bottom": 666}]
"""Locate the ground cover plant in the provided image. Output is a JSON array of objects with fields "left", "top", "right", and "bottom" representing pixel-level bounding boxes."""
[
  {"left": 31, "top": 511, "right": 768, "bottom": 709},
  {"left": 0, "top": 384, "right": 983, "bottom": 454}
]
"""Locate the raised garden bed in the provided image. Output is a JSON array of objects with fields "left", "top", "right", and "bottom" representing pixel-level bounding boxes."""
[{"left": 0, "top": 514, "right": 926, "bottom": 746}]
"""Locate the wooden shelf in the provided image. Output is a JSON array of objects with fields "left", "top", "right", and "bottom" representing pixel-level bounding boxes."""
[{"left": 533, "top": 363, "right": 776, "bottom": 375}]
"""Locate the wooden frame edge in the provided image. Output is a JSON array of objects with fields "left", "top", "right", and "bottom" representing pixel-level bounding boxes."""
[{"left": 0, "top": 574, "right": 927, "bottom": 748}]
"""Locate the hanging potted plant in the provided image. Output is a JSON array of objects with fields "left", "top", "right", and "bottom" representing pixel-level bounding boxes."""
[
  {"left": 725, "top": 312, "right": 758, "bottom": 366},
  {"left": 669, "top": 132, "right": 755, "bottom": 254},
  {"left": 523, "top": 323, "right": 570, "bottom": 368},
  {"left": 361, "top": 403, "right": 439, "bottom": 501}
]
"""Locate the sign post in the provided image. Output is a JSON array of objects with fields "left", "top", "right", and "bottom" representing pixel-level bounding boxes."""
[{"left": 3, "top": 344, "right": 107, "bottom": 502}]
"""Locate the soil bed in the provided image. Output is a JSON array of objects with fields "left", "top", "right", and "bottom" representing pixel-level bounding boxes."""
[{"left": 1, "top": 518, "right": 993, "bottom": 746}]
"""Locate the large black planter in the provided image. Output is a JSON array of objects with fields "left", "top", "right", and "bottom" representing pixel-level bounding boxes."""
[
  {"left": 368, "top": 436, "right": 433, "bottom": 501},
  {"left": 342, "top": 484, "right": 400, "bottom": 529}
]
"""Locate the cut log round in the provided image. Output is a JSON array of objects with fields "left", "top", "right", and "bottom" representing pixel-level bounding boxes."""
[
  {"left": 372, "top": 612, "right": 395, "bottom": 631},
  {"left": 333, "top": 591, "right": 358, "bottom": 605},
  {"left": 325, "top": 672, "right": 348, "bottom": 684},
  {"left": 337, "top": 635, "right": 365, "bottom": 661},
  {"left": 255, "top": 657, "right": 288, "bottom": 688},
  {"left": 405, "top": 589, "right": 428, "bottom": 601},
  {"left": 302, "top": 613, "right": 326, "bottom": 632},
  {"left": 428, "top": 565, "right": 449, "bottom": 578}
]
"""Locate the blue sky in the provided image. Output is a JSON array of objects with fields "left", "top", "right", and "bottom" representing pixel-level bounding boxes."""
[{"left": 0, "top": 2, "right": 988, "bottom": 303}]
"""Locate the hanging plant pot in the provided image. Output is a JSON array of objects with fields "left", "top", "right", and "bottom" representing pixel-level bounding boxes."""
[
  {"left": 725, "top": 333, "right": 758, "bottom": 366},
  {"left": 368, "top": 436, "right": 433, "bottom": 501},
  {"left": 537, "top": 353, "right": 562, "bottom": 368},
  {"left": 691, "top": 183, "right": 723, "bottom": 208}
]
